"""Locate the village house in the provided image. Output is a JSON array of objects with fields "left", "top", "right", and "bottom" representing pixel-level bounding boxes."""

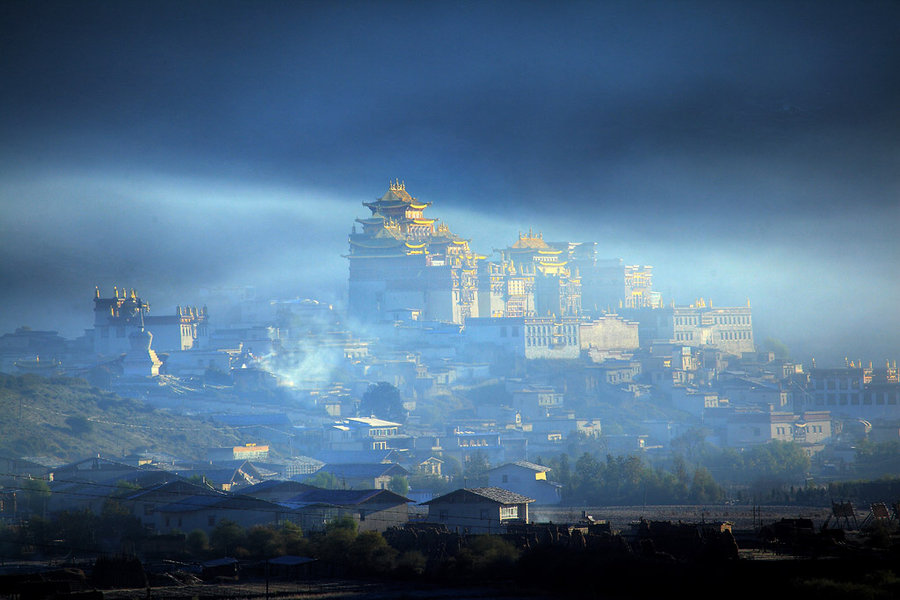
[
  {"left": 153, "top": 493, "right": 293, "bottom": 535},
  {"left": 323, "top": 417, "right": 410, "bottom": 452},
  {"left": 486, "top": 461, "right": 561, "bottom": 505},
  {"left": 422, "top": 487, "right": 534, "bottom": 534},
  {"left": 120, "top": 479, "right": 219, "bottom": 530},
  {"left": 279, "top": 488, "right": 412, "bottom": 533}
]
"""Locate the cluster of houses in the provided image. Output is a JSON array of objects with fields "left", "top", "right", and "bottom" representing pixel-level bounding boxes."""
[{"left": 0, "top": 455, "right": 555, "bottom": 538}]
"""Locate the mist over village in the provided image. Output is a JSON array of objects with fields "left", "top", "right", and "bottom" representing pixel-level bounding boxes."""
[{"left": 1, "top": 1, "right": 899, "bottom": 598}]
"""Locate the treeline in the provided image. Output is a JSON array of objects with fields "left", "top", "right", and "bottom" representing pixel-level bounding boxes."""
[
  {"left": 784, "top": 477, "right": 900, "bottom": 507},
  {"left": 540, "top": 453, "right": 724, "bottom": 505},
  {"left": 0, "top": 513, "right": 519, "bottom": 582},
  {"left": 535, "top": 439, "right": 813, "bottom": 506}
]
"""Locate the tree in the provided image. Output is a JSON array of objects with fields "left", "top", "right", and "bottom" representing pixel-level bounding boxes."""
[
  {"left": 22, "top": 478, "right": 50, "bottom": 517},
  {"left": 462, "top": 451, "right": 489, "bottom": 487},
  {"left": 671, "top": 427, "right": 711, "bottom": 463},
  {"left": 307, "top": 470, "right": 340, "bottom": 489},
  {"left": 387, "top": 475, "right": 409, "bottom": 496},
  {"left": 359, "top": 382, "right": 404, "bottom": 422},
  {"left": 762, "top": 337, "right": 790, "bottom": 359},
  {"left": 316, "top": 515, "right": 358, "bottom": 564},
  {"left": 245, "top": 525, "right": 283, "bottom": 558},
  {"left": 689, "top": 466, "right": 724, "bottom": 502},
  {"left": 55, "top": 508, "right": 100, "bottom": 554},
  {"left": 280, "top": 521, "right": 309, "bottom": 556},
  {"left": 349, "top": 531, "right": 397, "bottom": 574},
  {"left": 186, "top": 529, "right": 209, "bottom": 557},
  {"left": 210, "top": 520, "right": 246, "bottom": 556}
]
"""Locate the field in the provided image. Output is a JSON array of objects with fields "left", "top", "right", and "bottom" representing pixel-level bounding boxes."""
[{"left": 532, "top": 504, "right": 834, "bottom": 531}]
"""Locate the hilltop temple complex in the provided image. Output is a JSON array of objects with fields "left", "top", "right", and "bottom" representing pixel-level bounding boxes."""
[
  {"left": 346, "top": 181, "right": 754, "bottom": 358},
  {"left": 346, "top": 181, "right": 482, "bottom": 324}
]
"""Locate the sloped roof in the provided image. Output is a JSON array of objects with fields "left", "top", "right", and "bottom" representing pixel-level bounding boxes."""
[
  {"left": 241, "top": 480, "right": 318, "bottom": 497},
  {"left": 487, "top": 460, "right": 551, "bottom": 473},
  {"left": 318, "top": 463, "right": 408, "bottom": 479},
  {"left": 422, "top": 487, "right": 535, "bottom": 506},
  {"left": 123, "top": 478, "right": 216, "bottom": 501},
  {"left": 377, "top": 186, "right": 413, "bottom": 203},
  {"left": 156, "top": 492, "right": 284, "bottom": 514},
  {"left": 282, "top": 488, "right": 412, "bottom": 508}
]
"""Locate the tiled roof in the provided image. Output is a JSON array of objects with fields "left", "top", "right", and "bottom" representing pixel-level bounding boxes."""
[
  {"left": 488, "top": 460, "right": 550, "bottom": 473},
  {"left": 282, "top": 488, "right": 412, "bottom": 508},
  {"left": 468, "top": 487, "right": 535, "bottom": 504},
  {"left": 423, "top": 487, "right": 535, "bottom": 506}
]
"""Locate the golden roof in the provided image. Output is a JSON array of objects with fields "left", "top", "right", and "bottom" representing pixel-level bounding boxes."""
[
  {"left": 511, "top": 229, "right": 550, "bottom": 250},
  {"left": 377, "top": 179, "right": 414, "bottom": 203}
]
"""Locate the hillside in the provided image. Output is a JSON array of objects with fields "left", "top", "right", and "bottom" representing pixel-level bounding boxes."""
[{"left": 0, "top": 373, "right": 243, "bottom": 462}]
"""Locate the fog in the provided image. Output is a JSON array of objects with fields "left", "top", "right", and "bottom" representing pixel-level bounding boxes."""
[{"left": 1, "top": 1, "right": 897, "bottom": 366}]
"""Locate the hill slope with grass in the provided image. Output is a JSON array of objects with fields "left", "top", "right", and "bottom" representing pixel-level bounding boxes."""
[{"left": 0, "top": 373, "right": 243, "bottom": 461}]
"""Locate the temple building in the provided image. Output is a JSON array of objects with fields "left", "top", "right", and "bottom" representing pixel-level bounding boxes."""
[
  {"left": 621, "top": 298, "right": 755, "bottom": 356},
  {"left": 478, "top": 230, "right": 581, "bottom": 319},
  {"left": 346, "top": 181, "right": 482, "bottom": 324},
  {"left": 624, "top": 265, "right": 662, "bottom": 309},
  {"left": 89, "top": 287, "right": 151, "bottom": 356},
  {"left": 89, "top": 287, "right": 208, "bottom": 355}
]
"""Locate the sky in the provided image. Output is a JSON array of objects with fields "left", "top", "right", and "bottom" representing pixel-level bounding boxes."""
[{"left": 1, "top": 0, "right": 898, "bottom": 365}]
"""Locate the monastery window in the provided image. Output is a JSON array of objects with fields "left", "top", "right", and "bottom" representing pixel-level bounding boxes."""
[
  {"left": 512, "top": 326, "right": 519, "bottom": 337},
  {"left": 500, "top": 326, "right": 507, "bottom": 337},
  {"left": 827, "top": 394, "right": 836, "bottom": 405},
  {"left": 876, "top": 393, "right": 885, "bottom": 405},
  {"left": 863, "top": 392, "right": 873, "bottom": 404},
  {"left": 839, "top": 394, "right": 848, "bottom": 405},
  {"left": 889, "top": 393, "right": 897, "bottom": 405},
  {"left": 851, "top": 394, "right": 860, "bottom": 405}
]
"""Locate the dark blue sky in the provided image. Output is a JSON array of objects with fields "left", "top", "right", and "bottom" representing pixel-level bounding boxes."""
[{"left": 1, "top": 0, "right": 898, "bottom": 364}]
